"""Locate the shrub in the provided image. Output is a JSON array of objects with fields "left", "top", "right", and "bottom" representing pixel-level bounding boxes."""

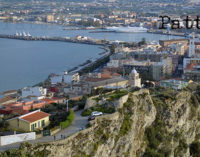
[
  {"left": 60, "top": 110, "right": 74, "bottom": 129},
  {"left": 190, "top": 141, "right": 200, "bottom": 157}
]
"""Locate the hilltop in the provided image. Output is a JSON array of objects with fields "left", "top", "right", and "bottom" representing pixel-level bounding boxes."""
[{"left": 2, "top": 85, "right": 200, "bottom": 157}]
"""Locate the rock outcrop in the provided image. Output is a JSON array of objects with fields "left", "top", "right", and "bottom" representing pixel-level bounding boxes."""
[{"left": 3, "top": 87, "right": 200, "bottom": 157}]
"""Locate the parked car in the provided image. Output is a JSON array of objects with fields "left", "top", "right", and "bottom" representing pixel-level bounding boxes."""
[
  {"left": 91, "top": 111, "right": 103, "bottom": 117},
  {"left": 88, "top": 115, "right": 95, "bottom": 121}
]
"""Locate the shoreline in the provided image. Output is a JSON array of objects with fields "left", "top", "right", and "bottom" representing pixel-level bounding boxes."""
[{"left": 0, "top": 45, "right": 109, "bottom": 94}]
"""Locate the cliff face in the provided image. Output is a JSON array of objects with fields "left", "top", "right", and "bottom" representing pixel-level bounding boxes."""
[{"left": 3, "top": 87, "right": 200, "bottom": 157}]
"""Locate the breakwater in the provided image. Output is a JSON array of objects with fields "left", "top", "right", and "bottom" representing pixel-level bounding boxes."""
[
  {"left": 0, "top": 34, "right": 109, "bottom": 46},
  {"left": 147, "top": 30, "right": 187, "bottom": 37}
]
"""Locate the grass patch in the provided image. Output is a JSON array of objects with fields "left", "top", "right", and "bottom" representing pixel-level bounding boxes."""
[{"left": 60, "top": 110, "right": 74, "bottom": 129}]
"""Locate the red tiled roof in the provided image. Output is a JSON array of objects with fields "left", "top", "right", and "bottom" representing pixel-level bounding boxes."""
[
  {"left": 186, "top": 63, "right": 195, "bottom": 70},
  {"left": 20, "top": 111, "right": 50, "bottom": 123}
]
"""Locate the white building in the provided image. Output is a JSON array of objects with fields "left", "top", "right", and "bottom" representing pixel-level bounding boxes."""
[
  {"left": 21, "top": 87, "right": 47, "bottom": 99},
  {"left": 129, "top": 68, "right": 141, "bottom": 88},
  {"left": 107, "top": 60, "right": 121, "bottom": 68},
  {"left": 50, "top": 73, "right": 80, "bottom": 85},
  {"left": 188, "top": 34, "right": 195, "bottom": 57}
]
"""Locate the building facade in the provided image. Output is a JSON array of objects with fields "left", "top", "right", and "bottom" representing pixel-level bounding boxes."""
[{"left": 7, "top": 110, "right": 50, "bottom": 132}]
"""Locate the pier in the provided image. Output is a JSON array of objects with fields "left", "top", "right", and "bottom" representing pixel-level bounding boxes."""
[
  {"left": 0, "top": 34, "right": 109, "bottom": 46},
  {"left": 146, "top": 30, "right": 200, "bottom": 38}
]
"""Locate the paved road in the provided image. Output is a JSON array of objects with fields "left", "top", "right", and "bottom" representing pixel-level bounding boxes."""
[{"left": 0, "top": 110, "right": 88, "bottom": 152}]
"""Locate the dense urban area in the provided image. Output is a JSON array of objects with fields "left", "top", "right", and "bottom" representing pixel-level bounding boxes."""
[{"left": 1, "top": 0, "right": 200, "bottom": 156}]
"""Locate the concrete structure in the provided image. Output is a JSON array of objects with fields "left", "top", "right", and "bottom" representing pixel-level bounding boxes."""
[
  {"left": 51, "top": 73, "right": 80, "bottom": 85},
  {"left": 183, "top": 58, "right": 200, "bottom": 69},
  {"left": 0, "top": 132, "right": 36, "bottom": 146},
  {"left": 159, "top": 39, "right": 188, "bottom": 47},
  {"left": 160, "top": 79, "right": 188, "bottom": 90},
  {"left": 130, "top": 50, "right": 163, "bottom": 62},
  {"left": 129, "top": 68, "right": 141, "bottom": 88},
  {"left": 151, "top": 62, "right": 165, "bottom": 81},
  {"left": 46, "top": 15, "right": 54, "bottom": 23},
  {"left": 22, "top": 87, "right": 47, "bottom": 99},
  {"left": 84, "top": 71, "right": 128, "bottom": 89},
  {"left": 7, "top": 110, "right": 50, "bottom": 132},
  {"left": 162, "top": 57, "right": 173, "bottom": 76},
  {"left": 184, "top": 69, "right": 200, "bottom": 82},
  {"left": 188, "top": 34, "right": 195, "bottom": 57}
]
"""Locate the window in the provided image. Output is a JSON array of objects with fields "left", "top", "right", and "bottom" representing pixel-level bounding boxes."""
[
  {"left": 35, "top": 123, "right": 37, "bottom": 127},
  {"left": 38, "top": 121, "right": 40, "bottom": 128},
  {"left": 31, "top": 124, "right": 34, "bottom": 131},
  {"left": 42, "top": 120, "right": 45, "bottom": 127}
]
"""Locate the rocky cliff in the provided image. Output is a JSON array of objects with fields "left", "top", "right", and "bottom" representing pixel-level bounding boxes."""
[{"left": 2, "top": 86, "right": 200, "bottom": 157}]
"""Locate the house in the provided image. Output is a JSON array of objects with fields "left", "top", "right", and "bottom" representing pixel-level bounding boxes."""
[
  {"left": 0, "top": 95, "right": 17, "bottom": 106},
  {"left": 7, "top": 110, "right": 50, "bottom": 132},
  {"left": 3, "top": 100, "right": 47, "bottom": 115},
  {"left": 84, "top": 73, "right": 128, "bottom": 89},
  {"left": 21, "top": 87, "right": 47, "bottom": 99}
]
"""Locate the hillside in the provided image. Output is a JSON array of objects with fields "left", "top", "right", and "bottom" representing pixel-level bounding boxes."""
[{"left": 1, "top": 85, "right": 200, "bottom": 157}]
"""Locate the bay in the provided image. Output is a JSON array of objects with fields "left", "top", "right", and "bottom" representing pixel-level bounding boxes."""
[{"left": 0, "top": 22, "right": 184, "bottom": 92}]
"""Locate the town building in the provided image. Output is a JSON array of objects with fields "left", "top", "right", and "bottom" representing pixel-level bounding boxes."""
[
  {"left": 159, "top": 39, "right": 188, "bottom": 47},
  {"left": 184, "top": 66, "right": 200, "bottom": 82},
  {"left": 50, "top": 73, "right": 80, "bottom": 85},
  {"left": 129, "top": 68, "right": 141, "bottom": 88},
  {"left": 7, "top": 110, "right": 50, "bottom": 132},
  {"left": 21, "top": 87, "right": 47, "bottom": 100},
  {"left": 84, "top": 71, "right": 128, "bottom": 89},
  {"left": 188, "top": 34, "right": 195, "bottom": 57},
  {"left": 46, "top": 15, "right": 54, "bottom": 23},
  {"left": 151, "top": 62, "right": 166, "bottom": 81},
  {"left": 160, "top": 79, "right": 188, "bottom": 90}
]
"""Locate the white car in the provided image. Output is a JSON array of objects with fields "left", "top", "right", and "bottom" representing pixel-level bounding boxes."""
[{"left": 91, "top": 111, "right": 103, "bottom": 117}]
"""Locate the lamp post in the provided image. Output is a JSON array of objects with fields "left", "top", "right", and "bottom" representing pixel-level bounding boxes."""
[{"left": 66, "top": 98, "right": 71, "bottom": 112}]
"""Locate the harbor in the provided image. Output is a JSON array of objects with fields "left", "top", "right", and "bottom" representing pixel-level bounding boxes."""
[{"left": 0, "top": 22, "right": 185, "bottom": 93}]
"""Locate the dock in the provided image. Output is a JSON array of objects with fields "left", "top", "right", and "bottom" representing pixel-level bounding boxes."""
[
  {"left": 147, "top": 30, "right": 187, "bottom": 37},
  {"left": 0, "top": 34, "right": 109, "bottom": 46}
]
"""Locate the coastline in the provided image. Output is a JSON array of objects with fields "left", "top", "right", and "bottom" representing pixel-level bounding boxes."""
[{"left": 0, "top": 45, "right": 109, "bottom": 94}]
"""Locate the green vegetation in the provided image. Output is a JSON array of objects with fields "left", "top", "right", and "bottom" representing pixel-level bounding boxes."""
[
  {"left": 91, "top": 119, "right": 112, "bottom": 153},
  {"left": 144, "top": 87, "right": 176, "bottom": 156},
  {"left": 68, "top": 96, "right": 87, "bottom": 110},
  {"left": 144, "top": 115, "right": 171, "bottom": 157},
  {"left": 79, "top": 55, "right": 110, "bottom": 75},
  {"left": 174, "top": 139, "right": 188, "bottom": 156},
  {"left": 88, "top": 88, "right": 113, "bottom": 97},
  {"left": 81, "top": 104, "right": 115, "bottom": 116},
  {"left": 115, "top": 96, "right": 134, "bottom": 143},
  {"left": 190, "top": 141, "right": 200, "bottom": 157},
  {"left": 106, "top": 90, "right": 128, "bottom": 102},
  {"left": 60, "top": 110, "right": 74, "bottom": 129},
  {"left": 0, "top": 118, "right": 9, "bottom": 132}
]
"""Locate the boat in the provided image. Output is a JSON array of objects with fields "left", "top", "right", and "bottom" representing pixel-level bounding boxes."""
[
  {"left": 23, "top": 31, "right": 27, "bottom": 37},
  {"left": 106, "top": 26, "right": 148, "bottom": 33},
  {"left": 27, "top": 32, "right": 31, "bottom": 37},
  {"left": 15, "top": 32, "right": 19, "bottom": 36}
]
